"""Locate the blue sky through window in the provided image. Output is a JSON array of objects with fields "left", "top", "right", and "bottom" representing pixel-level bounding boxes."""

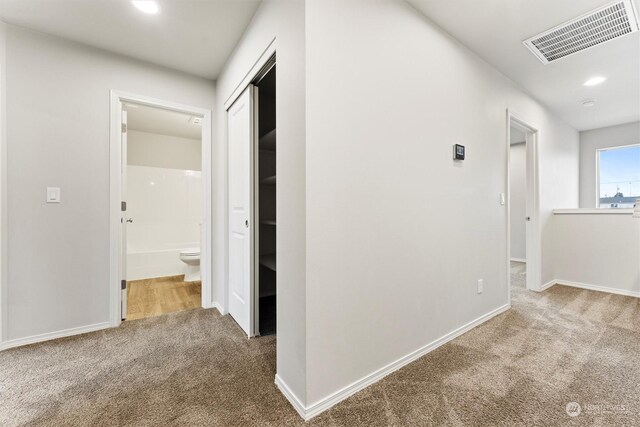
[{"left": 599, "top": 145, "right": 640, "bottom": 199}]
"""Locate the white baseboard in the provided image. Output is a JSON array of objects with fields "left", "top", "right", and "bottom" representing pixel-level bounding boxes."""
[
  {"left": 555, "top": 280, "right": 640, "bottom": 298},
  {"left": 211, "top": 301, "right": 226, "bottom": 315},
  {"left": 0, "top": 321, "right": 112, "bottom": 351},
  {"left": 275, "top": 374, "right": 307, "bottom": 419},
  {"left": 510, "top": 258, "right": 526, "bottom": 263},
  {"left": 276, "top": 303, "right": 511, "bottom": 420},
  {"left": 540, "top": 280, "right": 556, "bottom": 291}
]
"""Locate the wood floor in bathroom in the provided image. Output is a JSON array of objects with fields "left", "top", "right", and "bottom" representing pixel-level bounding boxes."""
[{"left": 126, "top": 275, "right": 201, "bottom": 321}]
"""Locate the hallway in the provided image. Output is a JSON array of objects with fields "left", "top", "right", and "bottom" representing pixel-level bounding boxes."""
[{"left": 1, "top": 263, "right": 637, "bottom": 426}]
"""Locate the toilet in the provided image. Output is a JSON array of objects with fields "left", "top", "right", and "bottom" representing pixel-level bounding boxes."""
[{"left": 179, "top": 247, "right": 200, "bottom": 282}]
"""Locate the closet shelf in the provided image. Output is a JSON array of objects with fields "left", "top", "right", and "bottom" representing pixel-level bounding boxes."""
[
  {"left": 260, "top": 289, "right": 276, "bottom": 298},
  {"left": 261, "top": 175, "right": 276, "bottom": 185},
  {"left": 260, "top": 254, "right": 276, "bottom": 271},
  {"left": 260, "top": 219, "right": 276, "bottom": 225},
  {"left": 260, "top": 129, "right": 276, "bottom": 151}
]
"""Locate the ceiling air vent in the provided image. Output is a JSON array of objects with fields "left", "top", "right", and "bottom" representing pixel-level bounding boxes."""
[{"left": 523, "top": 0, "right": 639, "bottom": 64}]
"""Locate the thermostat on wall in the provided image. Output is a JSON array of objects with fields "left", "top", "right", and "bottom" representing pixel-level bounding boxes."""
[{"left": 453, "top": 144, "right": 465, "bottom": 160}]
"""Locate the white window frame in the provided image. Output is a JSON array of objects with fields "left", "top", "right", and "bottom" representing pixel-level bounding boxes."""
[{"left": 595, "top": 143, "right": 640, "bottom": 208}]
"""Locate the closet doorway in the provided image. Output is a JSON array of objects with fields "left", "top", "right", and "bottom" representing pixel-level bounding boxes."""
[{"left": 227, "top": 58, "right": 276, "bottom": 337}]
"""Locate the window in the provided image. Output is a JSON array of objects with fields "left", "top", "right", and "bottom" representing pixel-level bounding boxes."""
[{"left": 597, "top": 144, "right": 640, "bottom": 208}]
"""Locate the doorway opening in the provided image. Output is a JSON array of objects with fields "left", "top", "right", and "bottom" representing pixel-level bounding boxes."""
[
  {"left": 507, "top": 111, "right": 541, "bottom": 301},
  {"left": 124, "top": 103, "right": 203, "bottom": 320},
  {"left": 509, "top": 124, "right": 528, "bottom": 292},
  {"left": 226, "top": 54, "right": 276, "bottom": 337},
  {"left": 256, "top": 65, "right": 277, "bottom": 336},
  {"left": 110, "top": 92, "right": 212, "bottom": 326}
]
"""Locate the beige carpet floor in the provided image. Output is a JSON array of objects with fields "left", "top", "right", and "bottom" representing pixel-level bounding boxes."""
[{"left": 1, "top": 262, "right": 638, "bottom": 426}]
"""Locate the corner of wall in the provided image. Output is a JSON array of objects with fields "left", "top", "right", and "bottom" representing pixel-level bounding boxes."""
[{"left": 0, "top": 20, "right": 7, "bottom": 345}]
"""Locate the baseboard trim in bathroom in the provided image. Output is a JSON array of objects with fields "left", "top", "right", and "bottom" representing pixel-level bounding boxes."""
[
  {"left": 0, "top": 321, "right": 112, "bottom": 351},
  {"left": 128, "top": 275, "right": 185, "bottom": 284}
]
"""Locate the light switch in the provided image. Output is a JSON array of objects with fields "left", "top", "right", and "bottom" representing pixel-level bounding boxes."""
[
  {"left": 500, "top": 193, "right": 505, "bottom": 206},
  {"left": 46, "top": 187, "right": 61, "bottom": 203}
]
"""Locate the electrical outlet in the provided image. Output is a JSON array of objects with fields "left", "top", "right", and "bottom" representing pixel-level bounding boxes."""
[{"left": 477, "top": 279, "right": 484, "bottom": 294}]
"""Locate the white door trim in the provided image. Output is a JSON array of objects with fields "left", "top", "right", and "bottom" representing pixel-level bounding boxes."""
[
  {"left": 109, "top": 90, "right": 213, "bottom": 326},
  {"left": 506, "top": 109, "right": 542, "bottom": 305},
  {"left": 0, "top": 66, "right": 5, "bottom": 345},
  {"left": 223, "top": 38, "right": 276, "bottom": 111},
  {"left": 223, "top": 42, "right": 276, "bottom": 333}
]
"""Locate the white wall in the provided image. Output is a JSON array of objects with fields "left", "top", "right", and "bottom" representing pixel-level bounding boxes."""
[
  {"left": 510, "top": 143, "right": 526, "bottom": 261},
  {"left": 2, "top": 25, "right": 215, "bottom": 343},
  {"left": 128, "top": 130, "right": 201, "bottom": 171},
  {"left": 579, "top": 121, "right": 640, "bottom": 208},
  {"left": 304, "top": 0, "right": 578, "bottom": 406},
  {"left": 0, "top": 22, "right": 6, "bottom": 344},
  {"left": 214, "top": 0, "right": 307, "bottom": 403},
  {"left": 552, "top": 212, "right": 640, "bottom": 296}
]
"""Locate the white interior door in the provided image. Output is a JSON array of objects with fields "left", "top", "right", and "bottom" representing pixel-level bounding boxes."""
[
  {"left": 525, "top": 131, "right": 540, "bottom": 290},
  {"left": 228, "top": 85, "right": 255, "bottom": 336},
  {"left": 120, "top": 109, "right": 128, "bottom": 320}
]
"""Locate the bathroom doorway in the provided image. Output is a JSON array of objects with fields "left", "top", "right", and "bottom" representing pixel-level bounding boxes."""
[
  {"left": 110, "top": 92, "right": 212, "bottom": 325},
  {"left": 506, "top": 110, "right": 541, "bottom": 303},
  {"left": 509, "top": 124, "right": 527, "bottom": 293}
]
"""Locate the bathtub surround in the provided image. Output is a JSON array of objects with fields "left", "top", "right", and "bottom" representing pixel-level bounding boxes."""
[{"left": 126, "top": 166, "right": 202, "bottom": 281}]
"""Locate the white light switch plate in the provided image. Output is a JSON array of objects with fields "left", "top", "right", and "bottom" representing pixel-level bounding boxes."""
[
  {"left": 477, "top": 279, "right": 484, "bottom": 294},
  {"left": 500, "top": 193, "right": 505, "bottom": 205},
  {"left": 46, "top": 187, "right": 61, "bottom": 203}
]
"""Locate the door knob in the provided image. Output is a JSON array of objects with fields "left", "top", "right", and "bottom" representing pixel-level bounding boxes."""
[
  {"left": 526, "top": 217, "right": 531, "bottom": 221},
  {"left": 126, "top": 218, "right": 134, "bottom": 223},
  {"left": 245, "top": 220, "right": 249, "bottom": 228}
]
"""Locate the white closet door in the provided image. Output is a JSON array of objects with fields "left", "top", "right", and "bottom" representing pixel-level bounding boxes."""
[{"left": 227, "top": 85, "right": 255, "bottom": 336}]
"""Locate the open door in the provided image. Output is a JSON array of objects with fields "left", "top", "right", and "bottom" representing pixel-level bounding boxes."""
[
  {"left": 228, "top": 85, "right": 256, "bottom": 336},
  {"left": 120, "top": 110, "right": 128, "bottom": 320},
  {"left": 524, "top": 130, "right": 540, "bottom": 290}
]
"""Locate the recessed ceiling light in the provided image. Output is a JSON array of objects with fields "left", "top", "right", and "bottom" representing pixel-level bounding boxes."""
[
  {"left": 131, "top": 0, "right": 160, "bottom": 15},
  {"left": 581, "top": 98, "right": 597, "bottom": 107},
  {"left": 583, "top": 76, "right": 607, "bottom": 86}
]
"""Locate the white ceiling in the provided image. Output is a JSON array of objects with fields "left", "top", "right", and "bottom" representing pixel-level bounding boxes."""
[
  {"left": 0, "top": 0, "right": 262, "bottom": 79},
  {"left": 407, "top": 0, "right": 640, "bottom": 131},
  {"left": 126, "top": 103, "right": 201, "bottom": 139}
]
